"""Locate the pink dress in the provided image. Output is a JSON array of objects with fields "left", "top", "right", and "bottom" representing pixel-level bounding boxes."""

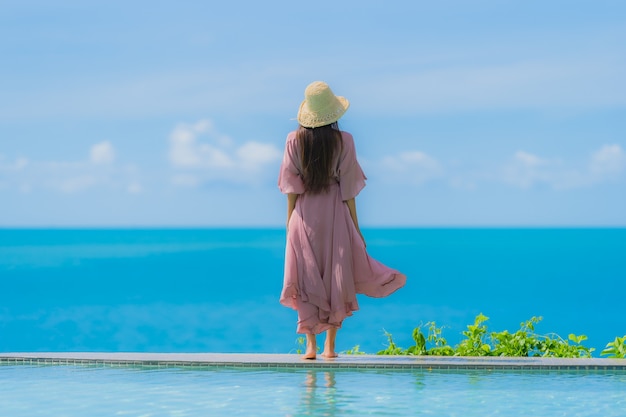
[{"left": 278, "top": 130, "right": 407, "bottom": 334}]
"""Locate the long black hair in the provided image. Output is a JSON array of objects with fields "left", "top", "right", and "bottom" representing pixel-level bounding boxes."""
[{"left": 296, "top": 122, "right": 343, "bottom": 194}]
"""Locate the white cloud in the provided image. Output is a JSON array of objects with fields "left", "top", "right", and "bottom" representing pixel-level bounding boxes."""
[
  {"left": 15, "top": 157, "right": 29, "bottom": 170},
  {"left": 168, "top": 119, "right": 281, "bottom": 187},
  {"left": 55, "top": 175, "right": 99, "bottom": 194},
  {"left": 380, "top": 151, "right": 443, "bottom": 185},
  {"left": 127, "top": 181, "right": 143, "bottom": 194},
  {"left": 0, "top": 155, "right": 29, "bottom": 171},
  {"left": 589, "top": 144, "right": 626, "bottom": 179},
  {"left": 0, "top": 142, "right": 140, "bottom": 194},
  {"left": 514, "top": 151, "right": 545, "bottom": 167},
  {"left": 503, "top": 151, "right": 562, "bottom": 189},
  {"left": 90, "top": 141, "right": 116, "bottom": 165},
  {"left": 374, "top": 144, "right": 625, "bottom": 191},
  {"left": 236, "top": 142, "right": 282, "bottom": 169},
  {"left": 503, "top": 144, "right": 625, "bottom": 189},
  {"left": 0, "top": 156, "right": 33, "bottom": 194},
  {"left": 169, "top": 120, "right": 235, "bottom": 169},
  {"left": 170, "top": 174, "right": 200, "bottom": 188}
]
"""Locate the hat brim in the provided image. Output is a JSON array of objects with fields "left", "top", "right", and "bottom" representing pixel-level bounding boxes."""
[{"left": 297, "top": 96, "right": 350, "bottom": 128}]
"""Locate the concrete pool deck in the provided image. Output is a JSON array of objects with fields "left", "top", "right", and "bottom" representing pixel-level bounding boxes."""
[{"left": 1, "top": 352, "right": 625, "bottom": 370}]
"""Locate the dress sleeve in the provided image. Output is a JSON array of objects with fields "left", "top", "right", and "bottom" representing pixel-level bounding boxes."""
[
  {"left": 338, "top": 132, "right": 367, "bottom": 200},
  {"left": 278, "top": 132, "right": 305, "bottom": 194}
]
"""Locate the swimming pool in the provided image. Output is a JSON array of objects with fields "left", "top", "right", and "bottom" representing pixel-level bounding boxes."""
[{"left": 1, "top": 364, "right": 624, "bottom": 416}]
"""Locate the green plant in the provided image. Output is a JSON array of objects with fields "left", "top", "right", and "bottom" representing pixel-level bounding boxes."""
[
  {"left": 601, "top": 335, "right": 626, "bottom": 358},
  {"left": 294, "top": 336, "right": 306, "bottom": 354},
  {"left": 536, "top": 333, "right": 595, "bottom": 358},
  {"left": 377, "top": 322, "right": 454, "bottom": 356},
  {"left": 294, "top": 336, "right": 321, "bottom": 354},
  {"left": 490, "top": 316, "right": 541, "bottom": 357},
  {"left": 344, "top": 345, "right": 366, "bottom": 355},
  {"left": 375, "top": 314, "right": 596, "bottom": 358},
  {"left": 538, "top": 333, "right": 595, "bottom": 358},
  {"left": 377, "top": 330, "right": 405, "bottom": 355},
  {"left": 423, "top": 321, "right": 455, "bottom": 356},
  {"left": 294, "top": 314, "right": 614, "bottom": 358},
  {"left": 404, "top": 326, "right": 427, "bottom": 355},
  {"left": 455, "top": 313, "right": 492, "bottom": 356}
]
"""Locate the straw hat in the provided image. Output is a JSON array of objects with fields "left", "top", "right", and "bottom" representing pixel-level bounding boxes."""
[{"left": 297, "top": 81, "right": 350, "bottom": 128}]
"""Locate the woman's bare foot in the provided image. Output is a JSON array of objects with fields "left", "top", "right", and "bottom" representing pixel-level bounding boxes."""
[
  {"left": 302, "top": 333, "right": 317, "bottom": 360},
  {"left": 322, "top": 328, "right": 338, "bottom": 358},
  {"left": 302, "top": 351, "right": 317, "bottom": 360}
]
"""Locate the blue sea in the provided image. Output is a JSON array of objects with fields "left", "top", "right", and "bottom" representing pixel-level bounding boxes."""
[{"left": 0, "top": 228, "right": 624, "bottom": 355}]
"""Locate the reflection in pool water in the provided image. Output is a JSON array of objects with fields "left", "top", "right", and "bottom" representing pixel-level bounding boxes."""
[
  {"left": 294, "top": 371, "right": 337, "bottom": 417},
  {"left": 0, "top": 365, "right": 624, "bottom": 416}
]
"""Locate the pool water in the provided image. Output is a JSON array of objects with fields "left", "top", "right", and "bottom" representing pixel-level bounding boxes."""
[{"left": 1, "top": 365, "right": 624, "bottom": 416}]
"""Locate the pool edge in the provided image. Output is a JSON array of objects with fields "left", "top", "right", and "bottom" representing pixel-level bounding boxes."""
[{"left": 1, "top": 353, "right": 625, "bottom": 370}]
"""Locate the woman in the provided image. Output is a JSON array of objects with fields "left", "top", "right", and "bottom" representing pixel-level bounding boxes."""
[{"left": 278, "top": 81, "right": 406, "bottom": 360}]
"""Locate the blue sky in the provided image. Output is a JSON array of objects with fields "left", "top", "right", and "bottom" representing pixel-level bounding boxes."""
[{"left": 1, "top": 0, "right": 624, "bottom": 226}]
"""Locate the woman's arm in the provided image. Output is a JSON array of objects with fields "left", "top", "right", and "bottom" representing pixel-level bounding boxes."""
[
  {"left": 286, "top": 193, "right": 298, "bottom": 229},
  {"left": 345, "top": 198, "right": 366, "bottom": 247}
]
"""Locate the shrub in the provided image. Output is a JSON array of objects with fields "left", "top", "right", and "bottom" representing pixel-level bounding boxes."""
[
  {"left": 601, "top": 336, "right": 626, "bottom": 358},
  {"left": 375, "top": 314, "right": 596, "bottom": 358}
]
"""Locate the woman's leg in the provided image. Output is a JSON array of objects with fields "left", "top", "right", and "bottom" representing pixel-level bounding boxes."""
[
  {"left": 303, "top": 333, "right": 317, "bottom": 360},
  {"left": 322, "top": 327, "right": 338, "bottom": 358}
]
